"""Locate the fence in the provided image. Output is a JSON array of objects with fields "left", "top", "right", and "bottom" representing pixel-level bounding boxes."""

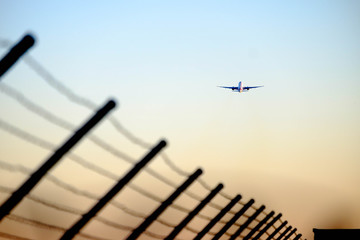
[{"left": 0, "top": 34, "right": 305, "bottom": 240}]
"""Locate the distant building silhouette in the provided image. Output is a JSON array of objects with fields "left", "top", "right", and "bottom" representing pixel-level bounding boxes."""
[{"left": 313, "top": 228, "right": 360, "bottom": 240}]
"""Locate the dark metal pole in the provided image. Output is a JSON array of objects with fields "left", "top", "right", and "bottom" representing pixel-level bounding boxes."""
[
  {"left": 253, "top": 213, "right": 282, "bottom": 240},
  {"left": 229, "top": 205, "right": 266, "bottom": 240},
  {"left": 212, "top": 199, "right": 255, "bottom": 240},
  {"left": 294, "top": 234, "right": 302, "bottom": 240},
  {"left": 194, "top": 194, "right": 241, "bottom": 240},
  {"left": 266, "top": 221, "right": 288, "bottom": 240},
  {"left": 165, "top": 183, "right": 223, "bottom": 240},
  {"left": 0, "top": 100, "right": 116, "bottom": 221},
  {"left": 60, "top": 140, "right": 167, "bottom": 240},
  {"left": 243, "top": 211, "right": 275, "bottom": 240},
  {"left": 277, "top": 226, "right": 292, "bottom": 240},
  {"left": 126, "top": 168, "right": 203, "bottom": 240},
  {"left": 0, "top": 34, "right": 35, "bottom": 78},
  {"left": 283, "top": 228, "right": 297, "bottom": 240}
]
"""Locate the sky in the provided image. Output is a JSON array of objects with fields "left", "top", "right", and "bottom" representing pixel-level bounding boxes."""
[{"left": 0, "top": 1, "right": 360, "bottom": 240}]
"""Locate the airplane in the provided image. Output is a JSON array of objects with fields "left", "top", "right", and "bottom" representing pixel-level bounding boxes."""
[{"left": 218, "top": 81, "right": 263, "bottom": 93}]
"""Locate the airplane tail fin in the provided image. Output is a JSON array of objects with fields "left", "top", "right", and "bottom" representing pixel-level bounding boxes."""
[{"left": 239, "top": 81, "right": 243, "bottom": 93}]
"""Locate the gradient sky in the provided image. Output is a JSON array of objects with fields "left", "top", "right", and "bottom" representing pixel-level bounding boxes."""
[{"left": 1, "top": 1, "right": 360, "bottom": 240}]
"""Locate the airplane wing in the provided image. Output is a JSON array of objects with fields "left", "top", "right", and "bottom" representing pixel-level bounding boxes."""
[
  {"left": 243, "top": 86, "right": 264, "bottom": 90},
  {"left": 218, "top": 86, "right": 237, "bottom": 90}
]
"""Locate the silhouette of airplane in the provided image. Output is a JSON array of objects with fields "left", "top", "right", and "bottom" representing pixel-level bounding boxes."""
[{"left": 218, "top": 81, "right": 263, "bottom": 93}]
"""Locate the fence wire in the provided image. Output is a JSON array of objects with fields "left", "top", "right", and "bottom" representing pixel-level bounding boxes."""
[{"left": 0, "top": 37, "right": 304, "bottom": 240}]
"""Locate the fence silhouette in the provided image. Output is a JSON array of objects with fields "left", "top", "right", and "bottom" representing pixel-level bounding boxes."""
[{"left": 0, "top": 34, "right": 305, "bottom": 240}]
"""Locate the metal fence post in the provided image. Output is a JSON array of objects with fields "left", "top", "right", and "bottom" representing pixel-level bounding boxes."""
[
  {"left": 0, "top": 34, "right": 35, "bottom": 78},
  {"left": 253, "top": 213, "right": 282, "bottom": 240},
  {"left": 294, "top": 234, "right": 302, "bottom": 240},
  {"left": 212, "top": 199, "right": 255, "bottom": 240},
  {"left": 60, "top": 140, "right": 166, "bottom": 240},
  {"left": 0, "top": 100, "right": 116, "bottom": 221},
  {"left": 165, "top": 183, "right": 223, "bottom": 240},
  {"left": 266, "top": 221, "right": 287, "bottom": 240},
  {"left": 194, "top": 194, "right": 241, "bottom": 240},
  {"left": 229, "top": 205, "right": 265, "bottom": 240},
  {"left": 278, "top": 226, "right": 292, "bottom": 240},
  {"left": 283, "top": 228, "right": 297, "bottom": 240},
  {"left": 243, "top": 211, "right": 275, "bottom": 240},
  {"left": 126, "top": 168, "right": 203, "bottom": 240}
]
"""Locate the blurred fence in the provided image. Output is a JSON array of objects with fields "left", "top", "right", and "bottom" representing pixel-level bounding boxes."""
[{"left": 0, "top": 34, "right": 304, "bottom": 240}]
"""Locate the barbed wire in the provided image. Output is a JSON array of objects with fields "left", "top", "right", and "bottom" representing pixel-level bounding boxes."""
[
  {"left": 0, "top": 186, "right": 184, "bottom": 240},
  {"left": 23, "top": 55, "right": 279, "bottom": 216},
  {"left": 0, "top": 160, "right": 243, "bottom": 236},
  {"left": 0, "top": 39, "right": 269, "bottom": 215},
  {"left": 0, "top": 124, "right": 298, "bottom": 239},
  {"left": 0, "top": 159, "right": 239, "bottom": 237},
  {"left": 0, "top": 161, "right": 177, "bottom": 228},
  {"left": 5, "top": 214, "right": 113, "bottom": 240},
  {"left": 0, "top": 85, "right": 250, "bottom": 216},
  {"left": 0, "top": 38, "right": 302, "bottom": 240},
  {"left": 0, "top": 232, "right": 34, "bottom": 240},
  {"left": 0, "top": 83, "right": 227, "bottom": 210},
  {"left": 0, "top": 155, "right": 251, "bottom": 234},
  {"left": 0, "top": 183, "right": 182, "bottom": 240},
  {"left": 0, "top": 88, "right": 276, "bottom": 231},
  {"left": 0, "top": 86, "right": 277, "bottom": 238},
  {"left": 21, "top": 54, "right": 238, "bottom": 197},
  {"left": 0, "top": 121, "right": 189, "bottom": 209}
]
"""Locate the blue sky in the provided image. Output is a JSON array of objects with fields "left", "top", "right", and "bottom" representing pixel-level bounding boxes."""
[{"left": 1, "top": 1, "right": 360, "bottom": 239}]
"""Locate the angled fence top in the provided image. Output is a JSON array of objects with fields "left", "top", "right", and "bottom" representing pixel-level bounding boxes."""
[{"left": 0, "top": 34, "right": 305, "bottom": 240}]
